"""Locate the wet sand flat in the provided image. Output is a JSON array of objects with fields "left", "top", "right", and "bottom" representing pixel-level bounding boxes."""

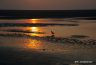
[{"left": 0, "top": 18, "right": 96, "bottom": 65}]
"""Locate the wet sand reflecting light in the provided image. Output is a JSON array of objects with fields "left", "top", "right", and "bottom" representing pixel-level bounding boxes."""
[{"left": 25, "top": 39, "right": 43, "bottom": 49}]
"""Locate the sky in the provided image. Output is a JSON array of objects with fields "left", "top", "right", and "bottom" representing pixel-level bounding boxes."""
[{"left": 0, "top": 0, "right": 96, "bottom": 10}]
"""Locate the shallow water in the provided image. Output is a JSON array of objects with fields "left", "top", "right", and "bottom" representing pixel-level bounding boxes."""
[
  {"left": 0, "top": 19, "right": 96, "bottom": 38},
  {"left": 0, "top": 18, "right": 96, "bottom": 65}
]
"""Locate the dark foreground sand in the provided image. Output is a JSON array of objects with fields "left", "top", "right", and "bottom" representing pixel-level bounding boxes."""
[
  {"left": 0, "top": 47, "right": 69, "bottom": 65},
  {"left": 0, "top": 47, "right": 96, "bottom": 65}
]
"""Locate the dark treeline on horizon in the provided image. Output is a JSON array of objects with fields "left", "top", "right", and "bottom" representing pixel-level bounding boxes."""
[{"left": 0, "top": 10, "right": 96, "bottom": 18}]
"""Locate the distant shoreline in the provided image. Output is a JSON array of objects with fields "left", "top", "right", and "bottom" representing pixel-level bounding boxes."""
[{"left": 0, "top": 10, "right": 96, "bottom": 19}]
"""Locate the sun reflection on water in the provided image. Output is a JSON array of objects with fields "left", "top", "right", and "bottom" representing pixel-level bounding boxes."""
[
  {"left": 25, "top": 39, "right": 43, "bottom": 49},
  {"left": 27, "top": 19, "right": 44, "bottom": 36},
  {"left": 31, "top": 27, "right": 39, "bottom": 32},
  {"left": 31, "top": 27, "right": 39, "bottom": 36},
  {"left": 29, "top": 19, "right": 39, "bottom": 23},
  {"left": 23, "top": 19, "right": 46, "bottom": 49},
  {"left": 27, "top": 40, "right": 40, "bottom": 49}
]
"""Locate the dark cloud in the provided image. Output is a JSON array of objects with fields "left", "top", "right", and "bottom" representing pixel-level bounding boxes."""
[{"left": 0, "top": 0, "right": 96, "bottom": 10}]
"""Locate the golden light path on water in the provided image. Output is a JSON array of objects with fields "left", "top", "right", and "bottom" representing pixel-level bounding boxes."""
[
  {"left": 27, "top": 19, "right": 44, "bottom": 36},
  {"left": 25, "top": 19, "right": 44, "bottom": 49}
]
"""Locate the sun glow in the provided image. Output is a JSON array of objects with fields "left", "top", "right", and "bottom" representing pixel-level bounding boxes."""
[
  {"left": 29, "top": 19, "right": 39, "bottom": 23},
  {"left": 30, "top": 27, "right": 39, "bottom": 36},
  {"left": 31, "top": 27, "right": 39, "bottom": 32}
]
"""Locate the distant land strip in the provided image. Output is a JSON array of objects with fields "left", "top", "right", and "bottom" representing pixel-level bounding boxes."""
[{"left": 0, "top": 10, "right": 96, "bottom": 19}]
